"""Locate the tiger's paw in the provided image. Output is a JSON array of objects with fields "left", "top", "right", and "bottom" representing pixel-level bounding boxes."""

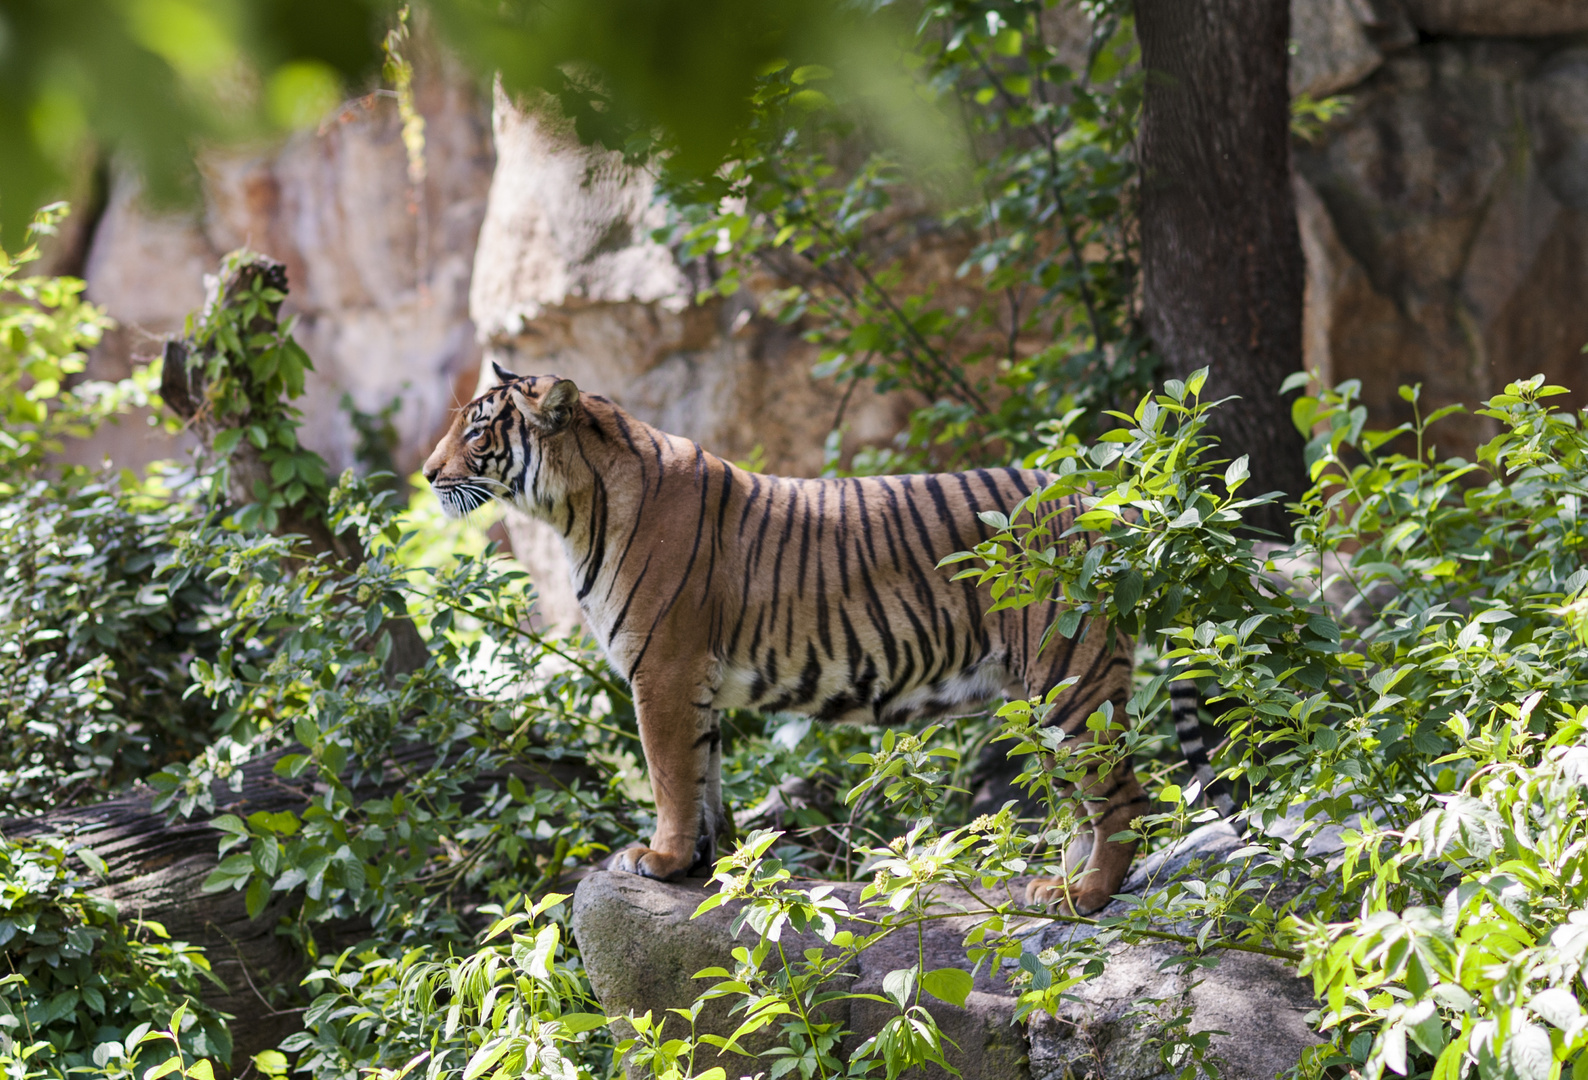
[
  {"left": 1025, "top": 876, "right": 1113, "bottom": 916},
  {"left": 610, "top": 844, "right": 692, "bottom": 880}
]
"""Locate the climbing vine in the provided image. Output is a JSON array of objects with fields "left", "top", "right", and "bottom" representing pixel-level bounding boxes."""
[{"left": 174, "top": 252, "right": 328, "bottom": 531}]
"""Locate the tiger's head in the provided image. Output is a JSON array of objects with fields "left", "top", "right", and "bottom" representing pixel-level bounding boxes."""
[{"left": 422, "top": 363, "right": 585, "bottom": 520}]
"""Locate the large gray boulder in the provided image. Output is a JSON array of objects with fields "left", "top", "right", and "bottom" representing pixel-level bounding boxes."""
[{"left": 572, "top": 822, "right": 1319, "bottom": 1080}]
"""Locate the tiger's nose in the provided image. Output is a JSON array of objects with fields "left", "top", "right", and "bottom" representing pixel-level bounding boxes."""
[{"left": 423, "top": 465, "right": 440, "bottom": 484}]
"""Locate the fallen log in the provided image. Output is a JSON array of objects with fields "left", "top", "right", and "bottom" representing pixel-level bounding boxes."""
[{"left": 3, "top": 741, "right": 596, "bottom": 1063}]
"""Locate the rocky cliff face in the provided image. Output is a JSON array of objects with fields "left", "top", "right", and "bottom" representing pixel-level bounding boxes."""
[
  {"left": 466, "top": 85, "right": 914, "bottom": 627},
  {"left": 72, "top": 55, "right": 494, "bottom": 479}
]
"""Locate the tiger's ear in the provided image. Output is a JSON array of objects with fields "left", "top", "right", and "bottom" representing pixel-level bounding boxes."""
[
  {"left": 491, "top": 361, "right": 521, "bottom": 385},
  {"left": 509, "top": 378, "right": 581, "bottom": 433},
  {"left": 537, "top": 378, "right": 581, "bottom": 432}
]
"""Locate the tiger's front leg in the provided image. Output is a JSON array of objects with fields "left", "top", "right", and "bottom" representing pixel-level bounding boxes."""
[{"left": 611, "top": 676, "right": 732, "bottom": 880}]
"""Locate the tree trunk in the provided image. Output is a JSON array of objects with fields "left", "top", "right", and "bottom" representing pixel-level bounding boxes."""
[{"left": 1135, "top": 0, "right": 1307, "bottom": 535}]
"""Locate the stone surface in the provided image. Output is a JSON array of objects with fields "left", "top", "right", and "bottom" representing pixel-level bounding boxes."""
[
  {"left": 1296, "top": 39, "right": 1588, "bottom": 452},
  {"left": 1290, "top": 0, "right": 1416, "bottom": 99},
  {"left": 1400, "top": 0, "right": 1588, "bottom": 35},
  {"left": 570, "top": 873, "right": 857, "bottom": 1076},
  {"left": 573, "top": 822, "right": 1320, "bottom": 1080},
  {"left": 70, "top": 52, "right": 493, "bottom": 479}
]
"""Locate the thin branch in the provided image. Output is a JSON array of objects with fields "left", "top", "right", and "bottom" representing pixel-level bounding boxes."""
[{"left": 968, "top": 43, "right": 1109, "bottom": 353}]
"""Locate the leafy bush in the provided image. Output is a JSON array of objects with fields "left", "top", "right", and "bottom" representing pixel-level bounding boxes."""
[
  {"left": 0, "top": 205, "right": 222, "bottom": 814},
  {"left": 0, "top": 477, "right": 224, "bottom": 813},
  {"left": 0, "top": 836, "right": 227, "bottom": 1078},
  {"left": 952, "top": 371, "right": 1588, "bottom": 1080},
  {"left": 281, "top": 893, "right": 608, "bottom": 1080},
  {"left": 0, "top": 204, "right": 123, "bottom": 485},
  {"left": 657, "top": 0, "right": 1151, "bottom": 472}
]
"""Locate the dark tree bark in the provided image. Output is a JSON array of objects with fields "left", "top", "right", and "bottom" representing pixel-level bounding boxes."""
[{"left": 1135, "top": 0, "right": 1308, "bottom": 535}]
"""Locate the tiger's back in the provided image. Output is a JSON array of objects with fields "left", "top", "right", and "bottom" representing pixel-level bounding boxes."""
[
  {"left": 424, "top": 370, "right": 1146, "bottom": 913},
  {"left": 693, "top": 469, "right": 1123, "bottom": 727}
]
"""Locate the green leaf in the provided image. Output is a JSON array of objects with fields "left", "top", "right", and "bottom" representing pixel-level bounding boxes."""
[
  {"left": 1501, "top": 1022, "right": 1553, "bottom": 1080},
  {"left": 790, "top": 64, "right": 834, "bottom": 84},
  {"left": 1306, "top": 614, "right": 1340, "bottom": 643},
  {"left": 143, "top": 1056, "right": 184, "bottom": 1080},
  {"left": 245, "top": 874, "right": 271, "bottom": 919},
  {"left": 882, "top": 967, "right": 916, "bottom": 1009},
  {"left": 1224, "top": 454, "right": 1249, "bottom": 490},
  {"left": 211, "top": 814, "right": 248, "bottom": 837},
  {"left": 559, "top": 1013, "right": 609, "bottom": 1034},
  {"left": 921, "top": 967, "right": 973, "bottom": 1008},
  {"left": 200, "top": 853, "right": 255, "bottom": 894},
  {"left": 1055, "top": 608, "right": 1082, "bottom": 640},
  {"left": 76, "top": 846, "right": 108, "bottom": 878},
  {"left": 252, "top": 1051, "right": 289, "bottom": 1078},
  {"left": 1115, "top": 569, "right": 1143, "bottom": 614},
  {"left": 463, "top": 1037, "right": 512, "bottom": 1080}
]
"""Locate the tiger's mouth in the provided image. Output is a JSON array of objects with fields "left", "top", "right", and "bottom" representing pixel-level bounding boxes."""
[{"left": 430, "top": 477, "right": 498, "bottom": 519}]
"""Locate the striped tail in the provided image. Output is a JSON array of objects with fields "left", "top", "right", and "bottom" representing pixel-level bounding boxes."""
[{"left": 1170, "top": 679, "right": 1243, "bottom": 827}]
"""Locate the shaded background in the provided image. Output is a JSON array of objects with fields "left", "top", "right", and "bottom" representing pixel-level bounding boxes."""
[{"left": 37, "top": 0, "right": 1588, "bottom": 626}]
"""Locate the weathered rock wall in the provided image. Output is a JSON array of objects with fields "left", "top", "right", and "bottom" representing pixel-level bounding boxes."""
[
  {"left": 71, "top": 53, "right": 494, "bottom": 478},
  {"left": 1291, "top": 0, "right": 1588, "bottom": 450}
]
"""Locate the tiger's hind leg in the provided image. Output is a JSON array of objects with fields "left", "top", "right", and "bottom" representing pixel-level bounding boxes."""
[
  {"left": 611, "top": 671, "right": 731, "bottom": 880},
  {"left": 1020, "top": 621, "right": 1150, "bottom": 914},
  {"left": 1026, "top": 761, "right": 1149, "bottom": 913}
]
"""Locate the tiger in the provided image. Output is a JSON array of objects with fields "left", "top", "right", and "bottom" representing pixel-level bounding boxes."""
[{"left": 422, "top": 366, "right": 1151, "bottom": 913}]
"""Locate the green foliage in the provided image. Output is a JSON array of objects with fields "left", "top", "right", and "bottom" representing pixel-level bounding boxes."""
[
  {"left": 658, "top": 0, "right": 1151, "bottom": 471},
  {"left": 0, "top": 474, "right": 223, "bottom": 813},
  {"left": 0, "top": 0, "right": 911, "bottom": 246},
  {"left": 0, "top": 204, "right": 124, "bottom": 486},
  {"left": 178, "top": 251, "right": 328, "bottom": 530},
  {"left": 0, "top": 207, "right": 220, "bottom": 813},
  {"left": 0, "top": 0, "right": 385, "bottom": 244},
  {"left": 0, "top": 836, "right": 227, "bottom": 1078},
  {"left": 952, "top": 370, "right": 1588, "bottom": 1080},
  {"left": 282, "top": 893, "right": 608, "bottom": 1080}
]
